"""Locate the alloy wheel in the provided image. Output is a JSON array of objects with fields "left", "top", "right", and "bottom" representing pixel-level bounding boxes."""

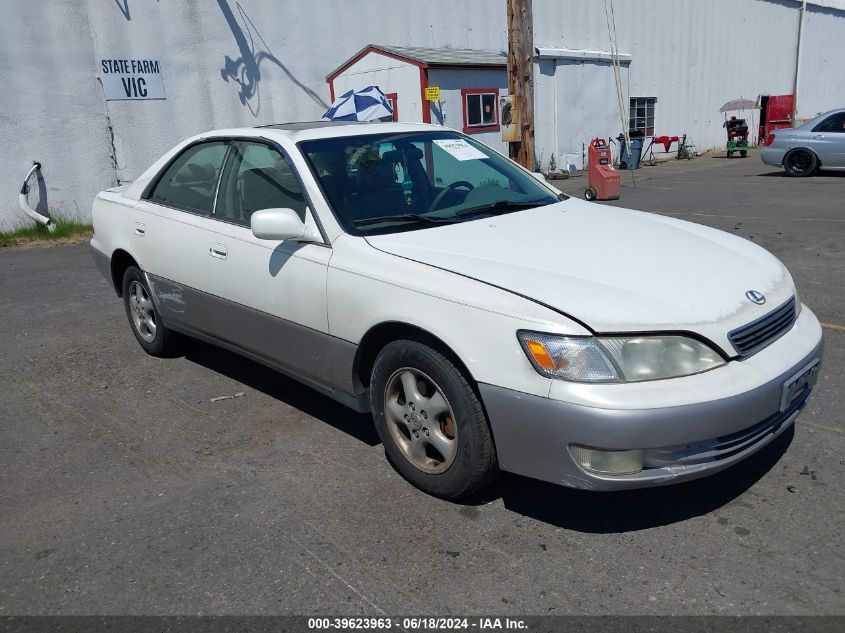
[
  {"left": 128, "top": 280, "right": 157, "bottom": 343},
  {"left": 383, "top": 367, "right": 458, "bottom": 474},
  {"left": 789, "top": 151, "right": 811, "bottom": 173}
]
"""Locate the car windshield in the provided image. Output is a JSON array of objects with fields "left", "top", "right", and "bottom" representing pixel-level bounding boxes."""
[{"left": 300, "top": 130, "right": 560, "bottom": 235}]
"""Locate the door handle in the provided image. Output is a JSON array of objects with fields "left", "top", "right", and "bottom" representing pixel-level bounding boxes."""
[
  {"left": 133, "top": 222, "right": 146, "bottom": 236},
  {"left": 813, "top": 134, "right": 825, "bottom": 139},
  {"left": 209, "top": 243, "right": 228, "bottom": 260}
]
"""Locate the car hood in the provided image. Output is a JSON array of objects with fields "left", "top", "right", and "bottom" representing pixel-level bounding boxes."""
[{"left": 365, "top": 199, "right": 794, "bottom": 353}]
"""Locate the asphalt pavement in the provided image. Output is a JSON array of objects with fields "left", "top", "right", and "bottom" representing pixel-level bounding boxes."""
[{"left": 1, "top": 150, "right": 843, "bottom": 616}]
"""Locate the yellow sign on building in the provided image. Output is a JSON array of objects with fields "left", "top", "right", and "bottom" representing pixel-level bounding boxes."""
[{"left": 424, "top": 86, "right": 440, "bottom": 101}]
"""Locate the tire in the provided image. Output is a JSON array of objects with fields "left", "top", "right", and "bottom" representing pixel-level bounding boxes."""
[
  {"left": 740, "top": 150, "right": 747, "bottom": 158},
  {"left": 784, "top": 148, "right": 818, "bottom": 177},
  {"left": 370, "top": 340, "right": 498, "bottom": 499},
  {"left": 726, "top": 151, "right": 732, "bottom": 159},
  {"left": 122, "top": 266, "right": 180, "bottom": 357},
  {"left": 584, "top": 187, "right": 597, "bottom": 201}
]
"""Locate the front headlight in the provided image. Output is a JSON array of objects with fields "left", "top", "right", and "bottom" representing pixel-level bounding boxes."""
[{"left": 517, "top": 331, "right": 726, "bottom": 383}]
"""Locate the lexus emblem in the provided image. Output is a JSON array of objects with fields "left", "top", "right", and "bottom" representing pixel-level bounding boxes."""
[{"left": 745, "top": 290, "right": 766, "bottom": 305}]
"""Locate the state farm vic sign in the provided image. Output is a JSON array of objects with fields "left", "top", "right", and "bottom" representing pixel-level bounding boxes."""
[{"left": 100, "top": 58, "right": 165, "bottom": 100}]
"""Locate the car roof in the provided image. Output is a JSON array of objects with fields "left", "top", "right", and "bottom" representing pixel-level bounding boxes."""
[
  {"left": 810, "top": 107, "right": 845, "bottom": 120},
  {"left": 197, "top": 121, "right": 451, "bottom": 144},
  {"left": 268, "top": 121, "right": 449, "bottom": 142},
  {"left": 257, "top": 120, "right": 366, "bottom": 131},
  {"left": 798, "top": 108, "right": 845, "bottom": 129}
]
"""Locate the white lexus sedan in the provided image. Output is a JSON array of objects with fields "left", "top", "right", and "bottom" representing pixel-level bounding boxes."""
[{"left": 91, "top": 122, "right": 823, "bottom": 499}]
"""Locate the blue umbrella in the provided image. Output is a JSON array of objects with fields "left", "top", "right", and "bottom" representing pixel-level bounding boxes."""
[{"left": 323, "top": 85, "right": 394, "bottom": 121}]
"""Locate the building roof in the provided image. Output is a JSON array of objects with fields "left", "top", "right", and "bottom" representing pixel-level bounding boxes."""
[
  {"left": 809, "top": 0, "right": 845, "bottom": 11},
  {"left": 326, "top": 44, "right": 507, "bottom": 80},
  {"left": 374, "top": 45, "right": 507, "bottom": 67}
]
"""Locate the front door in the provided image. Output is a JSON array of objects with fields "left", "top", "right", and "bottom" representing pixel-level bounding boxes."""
[{"left": 200, "top": 140, "right": 336, "bottom": 387}]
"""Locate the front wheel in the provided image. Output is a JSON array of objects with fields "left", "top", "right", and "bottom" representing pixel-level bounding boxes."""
[
  {"left": 784, "top": 148, "right": 818, "bottom": 177},
  {"left": 370, "top": 340, "right": 498, "bottom": 499},
  {"left": 584, "top": 187, "right": 597, "bottom": 201},
  {"left": 122, "top": 266, "right": 181, "bottom": 357}
]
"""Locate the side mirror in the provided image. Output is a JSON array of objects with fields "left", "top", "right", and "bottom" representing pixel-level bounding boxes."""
[{"left": 250, "top": 208, "right": 318, "bottom": 242}]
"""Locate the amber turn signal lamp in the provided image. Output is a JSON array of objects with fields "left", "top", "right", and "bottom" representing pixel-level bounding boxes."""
[{"left": 524, "top": 338, "right": 556, "bottom": 371}]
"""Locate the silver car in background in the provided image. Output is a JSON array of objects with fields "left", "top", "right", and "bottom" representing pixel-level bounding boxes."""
[{"left": 761, "top": 108, "right": 845, "bottom": 176}]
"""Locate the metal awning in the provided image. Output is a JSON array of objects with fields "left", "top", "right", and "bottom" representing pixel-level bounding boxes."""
[{"left": 534, "top": 47, "right": 632, "bottom": 63}]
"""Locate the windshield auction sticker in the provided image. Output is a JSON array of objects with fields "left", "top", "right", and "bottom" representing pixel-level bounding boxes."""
[{"left": 433, "top": 139, "right": 487, "bottom": 161}]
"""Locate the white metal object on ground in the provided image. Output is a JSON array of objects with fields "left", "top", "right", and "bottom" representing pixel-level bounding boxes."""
[{"left": 18, "top": 162, "right": 55, "bottom": 232}]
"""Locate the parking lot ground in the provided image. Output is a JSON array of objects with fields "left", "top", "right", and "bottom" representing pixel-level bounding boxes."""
[{"left": 1, "top": 150, "right": 843, "bottom": 616}]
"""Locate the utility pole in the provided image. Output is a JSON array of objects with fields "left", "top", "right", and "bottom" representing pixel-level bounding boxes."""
[
  {"left": 792, "top": 0, "right": 807, "bottom": 124},
  {"left": 507, "top": 0, "right": 535, "bottom": 170}
]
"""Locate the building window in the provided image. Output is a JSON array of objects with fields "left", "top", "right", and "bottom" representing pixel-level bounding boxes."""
[
  {"left": 629, "top": 97, "right": 656, "bottom": 136},
  {"left": 385, "top": 92, "right": 399, "bottom": 122},
  {"left": 461, "top": 88, "right": 499, "bottom": 133}
]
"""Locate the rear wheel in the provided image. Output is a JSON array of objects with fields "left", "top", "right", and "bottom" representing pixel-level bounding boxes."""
[
  {"left": 370, "top": 340, "right": 498, "bottom": 499},
  {"left": 784, "top": 148, "right": 818, "bottom": 177},
  {"left": 740, "top": 150, "right": 747, "bottom": 158},
  {"left": 122, "top": 266, "right": 180, "bottom": 357}
]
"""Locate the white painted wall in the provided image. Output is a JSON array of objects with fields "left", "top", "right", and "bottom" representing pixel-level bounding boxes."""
[
  {"left": 0, "top": 0, "right": 504, "bottom": 230},
  {"left": 535, "top": 58, "right": 629, "bottom": 170},
  {"left": 2, "top": 0, "right": 843, "bottom": 229},
  {"left": 0, "top": 2, "right": 116, "bottom": 224},
  {"left": 798, "top": 3, "right": 845, "bottom": 118},
  {"left": 330, "top": 52, "right": 423, "bottom": 123},
  {"left": 533, "top": 0, "right": 845, "bottom": 169}
]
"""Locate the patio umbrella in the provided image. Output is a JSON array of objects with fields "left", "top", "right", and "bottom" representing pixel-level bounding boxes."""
[
  {"left": 719, "top": 98, "right": 757, "bottom": 113},
  {"left": 323, "top": 86, "right": 394, "bottom": 121}
]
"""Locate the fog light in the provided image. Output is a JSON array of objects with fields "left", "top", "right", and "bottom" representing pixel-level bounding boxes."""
[{"left": 569, "top": 445, "right": 644, "bottom": 475}]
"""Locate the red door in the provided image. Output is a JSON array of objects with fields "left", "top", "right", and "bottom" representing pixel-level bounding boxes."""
[
  {"left": 386, "top": 92, "right": 399, "bottom": 122},
  {"left": 761, "top": 94, "right": 795, "bottom": 142}
]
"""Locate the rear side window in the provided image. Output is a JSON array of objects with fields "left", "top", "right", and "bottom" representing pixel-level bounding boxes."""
[
  {"left": 814, "top": 112, "right": 845, "bottom": 133},
  {"left": 215, "top": 141, "right": 306, "bottom": 226},
  {"left": 149, "top": 141, "right": 229, "bottom": 213}
]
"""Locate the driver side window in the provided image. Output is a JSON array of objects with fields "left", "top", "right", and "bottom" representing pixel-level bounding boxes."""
[
  {"left": 215, "top": 141, "right": 306, "bottom": 226},
  {"left": 814, "top": 112, "right": 845, "bottom": 133},
  {"left": 149, "top": 141, "right": 228, "bottom": 214}
]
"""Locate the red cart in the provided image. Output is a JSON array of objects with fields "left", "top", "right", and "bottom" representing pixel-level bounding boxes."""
[{"left": 584, "top": 138, "right": 620, "bottom": 201}]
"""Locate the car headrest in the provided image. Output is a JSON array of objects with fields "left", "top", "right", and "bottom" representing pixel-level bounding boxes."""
[
  {"left": 175, "top": 162, "right": 216, "bottom": 183},
  {"left": 381, "top": 146, "right": 424, "bottom": 163}
]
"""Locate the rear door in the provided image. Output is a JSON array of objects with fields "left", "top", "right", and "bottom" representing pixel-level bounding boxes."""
[
  {"left": 809, "top": 112, "right": 845, "bottom": 168},
  {"left": 132, "top": 139, "right": 229, "bottom": 331}
]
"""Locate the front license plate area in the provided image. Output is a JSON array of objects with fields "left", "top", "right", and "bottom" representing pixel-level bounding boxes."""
[{"left": 780, "top": 359, "right": 820, "bottom": 412}]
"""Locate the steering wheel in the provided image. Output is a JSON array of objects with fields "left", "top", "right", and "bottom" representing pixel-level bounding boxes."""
[{"left": 428, "top": 181, "right": 474, "bottom": 212}]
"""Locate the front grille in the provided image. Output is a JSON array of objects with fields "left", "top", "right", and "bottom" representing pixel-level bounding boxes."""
[{"left": 728, "top": 296, "right": 797, "bottom": 356}]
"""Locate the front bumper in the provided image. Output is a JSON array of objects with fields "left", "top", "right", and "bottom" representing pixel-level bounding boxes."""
[
  {"left": 481, "top": 308, "right": 824, "bottom": 490},
  {"left": 761, "top": 146, "right": 786, "bottom": 167}
]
